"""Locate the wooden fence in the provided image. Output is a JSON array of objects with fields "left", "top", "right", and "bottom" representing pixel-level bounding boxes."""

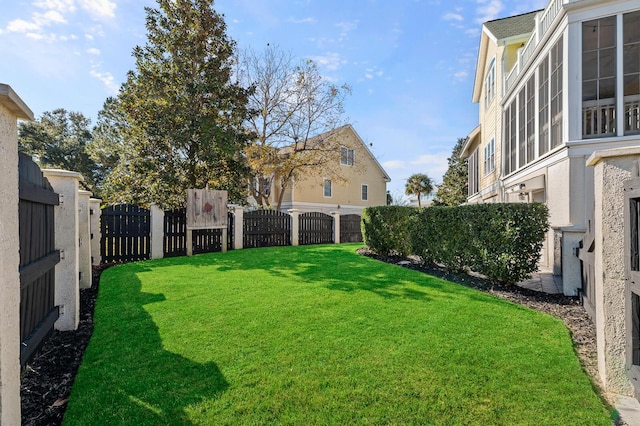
[
  {"left": 18, "top": 152, "right": 60, "bottom": 366},
  {"left": 300, "top": 212, "right": 334, "bottom": 245},
  {"left": 340, "top": 214, "right": 363, "bottom": 243},
  {"left": 578, "top": 217, "right": 596, "bottom": 321},
  {"left": 243, "top": 209, "right": 291, "bottom": 248},
  {"left": 101, "top": 204, "right": 150, "bottom": 263},
  {"left": 164, "top": 208, "right": 233, "bottom": 257}
]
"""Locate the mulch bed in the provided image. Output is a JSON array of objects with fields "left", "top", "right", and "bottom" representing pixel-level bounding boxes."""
[{"left": 19, "top": 252, "right": 609, "bottom": 425}]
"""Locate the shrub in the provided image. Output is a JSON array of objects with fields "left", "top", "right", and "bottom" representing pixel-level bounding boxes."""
[
  {"left": 361, "top": 206, "right": 415, "bottom": 256},
  {"left": 409, "top": 203, "right": 549, "bottom": 285}
]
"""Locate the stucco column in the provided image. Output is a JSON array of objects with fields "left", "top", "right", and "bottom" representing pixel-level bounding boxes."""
[
  {"left": 149, "top": 204, "right": 164, "bottom": 259},
  {"left": 330, "top": 211, "right": 340, "bottom": 244},
  {"left": 229, "top": 204, "right": 243, "bottom": 250},
  {"left": 587, "top": 147, "right": 640, "bottom": 396},
  {"left": 0, "top": 84, "right": 32, "bottom": 426},
  {"left": 77, "top": 190, "right": 92, "bottom": 289},
  {"left": 43, "top": 169, "right": 83, "bottom": 332},
  {"left": 89, "top": 198, "right": 102, "bottom": 266},
  {"left": 288, "top": 209, "right": 300, "bottom": 246}
]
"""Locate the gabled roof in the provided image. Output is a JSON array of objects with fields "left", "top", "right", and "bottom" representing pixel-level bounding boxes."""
[
  {"left": 471, "top": 10, "right": 540, "bottom": 103},
  {"left": 484, "top": 10, "right": 539, "bottom": 41}
]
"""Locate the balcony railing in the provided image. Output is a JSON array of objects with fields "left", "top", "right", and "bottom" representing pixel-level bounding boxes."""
[
  {"left": 504, "top": 0, "right": 564, "bottom": 93},
  {"left": 582, "top": 96, "right": 640, "bottom": 137}
]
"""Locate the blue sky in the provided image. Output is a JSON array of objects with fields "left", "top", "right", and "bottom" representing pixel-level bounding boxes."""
[{"left": 0, "top": 0, "right": 547, "bottom": 196}]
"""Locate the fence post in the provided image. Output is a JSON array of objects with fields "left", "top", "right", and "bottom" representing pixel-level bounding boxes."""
[
  {"left": 89, "top": 198, "right": 102, "bottom": 265},
  {"left": 150, "top": 204, "right": 165, "bottom": 259},
  {"left": 0, "top": 83, "right": 32, "bottom": 425},
  {"left": 229, "top": 204, "right": 243, "bottom": 250},
  {"left": 330, "top": 211, "right": 340, "bottom": 244},
  {"left": 586, "top": 147, "right": 640, "bottom": 396},
  {"left": 42, "top": 169, "right": 83, "bottom": 332},
  {"left": 288, "top": 209, "right": 300, "bottom": 246},
  {"left": 78, "top": 190, "right": 92, "bottom": 289}
]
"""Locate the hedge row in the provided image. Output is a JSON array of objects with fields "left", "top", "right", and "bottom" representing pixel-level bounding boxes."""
[{"left": 361, "top": 204, "right": 549, "bottom": 285}]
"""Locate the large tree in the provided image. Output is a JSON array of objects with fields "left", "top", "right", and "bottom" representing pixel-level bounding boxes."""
[
  {"left": 433, "top": 137, "right": 468, "bottom": 206},
  {"left": 405, "top": 173, "right": 434, "bottom": 208},
  {"left": 110, "top": 0, "right": 253, "bottom": 208},
  {"left": 18, "top": 108, "right": 100, "bottom": 194},
  {"left": 236, "top": 45, "right": 351, "bottom": 209}
]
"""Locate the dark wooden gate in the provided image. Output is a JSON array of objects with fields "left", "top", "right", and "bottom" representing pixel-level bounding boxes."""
[
  {"left": 578, "top": 217, "right": 596, "bottom": 321},
  {"left": 164, "top": 208, "right": 233, "bottom": 257},
  {"left": 299, "top": 212, "right": 333, "bottom": 245},
  {"left": 340, "top": 214, "right": 363, "bottom": 243},
  {"left": 243, "top": 210, "right": 291, "bottom": 248},
  {"left": 100, "top": 204, "right": 150, "bottom": 263},
  {"left": 18, "top": 152, "right": 60, "bottom": 366}
]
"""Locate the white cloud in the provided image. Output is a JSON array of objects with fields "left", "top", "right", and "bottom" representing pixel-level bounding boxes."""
[
  {"left": 34, "top": 0, "right": 76, "bottom": 13},
  {"left": 7, "top": 19, "right": 41, "bottom": 33},
  {"left": 78, "top": 0, "right": 117, "bottom": 19},
  {"left": 382, "top": 160, "right": 407, "bottom": 170},
  {"left": 476, "top": 0, "right": 504, "bottom": 23},
  {"left": 85, "top": 33, "right": 94, "bottom": 40},
  {"left": 309, "top": 52, "right": 345, "bottom": 72},
  {"left": 443, "top": 12, "right": 464, "bottom": 22},
  {"left": 90, "top": 67, "right": 119, "bottom": 94},
  {"left": 87, "top": 47, "right": 101, "bottom": 55},
  {"left": 453, "top": 70, "right": 468, "bottom": 80},
  {"left": 288, "top": 17, "right": 316, "bottom": 24}
]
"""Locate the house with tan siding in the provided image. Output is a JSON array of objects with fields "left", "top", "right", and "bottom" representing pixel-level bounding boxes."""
[{"left": 252, "top": 124, "right": 390, "bottom": 214}]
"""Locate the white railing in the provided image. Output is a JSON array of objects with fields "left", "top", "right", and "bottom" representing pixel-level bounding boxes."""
[
  {"left": 582, "top": 99, "right": 616, "bottom": 137},
  {"left": 626, "top": 95, "right": 640, "bottom": 134},
  {"left": 504, "top": 0, "right": 564, "bottom": 93}
]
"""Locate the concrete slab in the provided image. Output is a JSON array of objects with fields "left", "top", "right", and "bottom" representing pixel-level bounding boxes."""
[{"left": 616, "top": 395, "right": 640, "bottom": 426}]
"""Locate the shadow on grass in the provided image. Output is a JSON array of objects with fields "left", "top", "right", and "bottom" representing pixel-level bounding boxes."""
[
  {"left": 139, "top": 245, "right": 502, "bottom": 305},
  {"left": 64, "top": 263, "right": 228, "bottom": 426}
]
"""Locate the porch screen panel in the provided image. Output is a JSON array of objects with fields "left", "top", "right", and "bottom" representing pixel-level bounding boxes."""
[
  {"left": 518, "top": 89, "right": 526, "bottom": 168},
  {"left": 526, "top": 75, "right": 535, "bottom": 164},
  {"left": 624, "top": 11, "right": 640, "bottom": 135},
  {"left": 582, "top": 17, "right": 616, "bottom": 137},
  {"left": 539, "top": 56, "right": 550, "bottom": 156},
  {"left": 550, "top": 35, "right": 563, "bottom": 148}
]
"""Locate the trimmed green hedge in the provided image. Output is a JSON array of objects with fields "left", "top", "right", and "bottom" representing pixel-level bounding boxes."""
[
  {"left": 361, "top": 206, "right": 415, "bottom": 256},
  {"left": 362, "top": 203, "right": 549, "bottom": 285}
]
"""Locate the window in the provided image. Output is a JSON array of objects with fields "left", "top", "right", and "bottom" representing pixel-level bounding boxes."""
[
  {"left": 323, "top": 178, "right": 332, "bottom": 197},
  {"left": 624, "top": 11, "right": 640, "bottom": 134},
  {"left": 539, "top": 56, "right": 550, "bottom": 155},
  {"left": 485, "top": 58, "right": 496, "bottom": 107},
  {"left": 361, "top": 184, "right": 368, "bottom": 201},
  {"left": 468, "top": 148, "right": 479, "bottom": 196},
  {"left": 518, "top": 88, "right": 526, "bottom": 168},
  {"left": 583, "top": 18, "right": 616, "bottom": 137},
  {"left": 483, "top": 138, "right": 495, "bottom": 175},
  {"left": 503, "top": 100, "right": 517, "bottom": 175},
  {"left": 340, "top": 147, "right": 354, "bottom": 165},
  {"left": 550, "top": 35, "right": 563, "bottom": 147},
  {"left": 526, "top": 75, "right": 536, "bottom": 164}
]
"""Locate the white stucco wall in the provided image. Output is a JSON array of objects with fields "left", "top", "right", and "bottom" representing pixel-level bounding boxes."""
[
  {"left": 43, "top": 169, "right": 83, "bottom": 332},
  {"left": 588, "top": 147, "right": 640, "bottom": 396},
  {"left": 0, "top": 84, "right": 33, "bottom": 426}
]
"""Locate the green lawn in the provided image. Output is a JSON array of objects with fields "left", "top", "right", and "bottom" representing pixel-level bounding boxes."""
[{"left": 63, "top": 244, "right": 612, "bottom": 425}]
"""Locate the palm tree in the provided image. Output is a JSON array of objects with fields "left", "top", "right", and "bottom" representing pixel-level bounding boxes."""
[{"left": 405, "top": 173, "right": 434, "bottom": 207}]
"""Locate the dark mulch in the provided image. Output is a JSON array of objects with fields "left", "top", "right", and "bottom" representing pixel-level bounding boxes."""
[
  {"left": 19, "top": 251, "right": 609, "bottom": 425},
  {"left": 20, "top": 265, "right": 109, "bottom": 426}
]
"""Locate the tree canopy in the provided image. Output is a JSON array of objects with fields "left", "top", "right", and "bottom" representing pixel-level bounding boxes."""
[
  {"left": 106, "top": 0, "right": 254, "bottom": 208},
  {"left": 236, "top": 45, "right": 351, "bottom": 209},
  {"left": 433, "top": 137, "right": 468, "bottom": 206},
  {"left": 18, "top": 108, "right": 100, "bottom": 195},
  {"left": 405, "top": 173, "right": 434, "bottom": 208}
]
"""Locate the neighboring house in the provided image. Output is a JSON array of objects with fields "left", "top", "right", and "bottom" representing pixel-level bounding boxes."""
[
  {"left": 252, "top": 125, "right": 390, "bottom": 214},
  {"left": 462, "top": 0, "right": 640, "bottom": 296}
]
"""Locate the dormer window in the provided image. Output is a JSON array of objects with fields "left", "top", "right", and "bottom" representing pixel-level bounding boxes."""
[{"left": 340, "top": 147, "right": 354, "bottom": 166}]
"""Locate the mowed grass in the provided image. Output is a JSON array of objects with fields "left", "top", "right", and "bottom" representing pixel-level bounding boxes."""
[{"left": 63, "top": 244, "right": 611, "bottom": 425}]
